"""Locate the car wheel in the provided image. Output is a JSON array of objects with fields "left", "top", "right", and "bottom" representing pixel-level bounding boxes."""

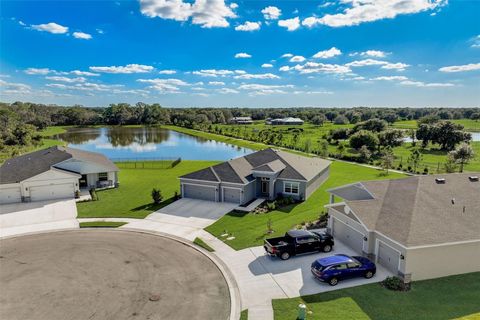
[
  {"left": 328, "top": 277, "right": 338, "bottom": 286},
  {"left": 280, "top": 252, "right": 290, "bottom": 260},
  {"left": 365, "top": 271, "right": 374, "bottom": 279},
  {"left": 322, "top": 245, "right": 332, "bottom": 253}
]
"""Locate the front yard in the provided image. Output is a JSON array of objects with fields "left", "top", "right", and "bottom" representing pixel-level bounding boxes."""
[
  {"left": 205, "top": 161, "right": 405, "bottom": 250},
  {"left": 272, "top": 272, "right": 480, "bottom": 320},
  {"left": 77, "top": 160, "right": 219, "bottom": 219}
]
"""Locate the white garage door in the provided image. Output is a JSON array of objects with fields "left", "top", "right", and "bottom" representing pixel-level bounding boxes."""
[
  {"left": 223, "top": 188, "right": 241, "bottom": 204},
  {"left": 332, "top": 218, "right": 364, "bottom": 254},
  {"left": 183, "top": 184, "right": 216, "bottom": 202},
  {"left": 30, "top": 183, "right": 75, "bottom": 202},
  {"left": 377, "top": 241, "right": 400, "bottom": 274},
  {"left": 0, "top": 186, "right": 22, "bottom": 204}
]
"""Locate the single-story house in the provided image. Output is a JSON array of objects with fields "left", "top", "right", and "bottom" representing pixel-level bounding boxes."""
[
  {"left": 0, "top": 146, "right": 119, "bottom": 204},
  {"left": 230, "top": 116, "right": 253, "bottom": 124},
  {"left": 266, "top": 117, "right": 304, "bottom": 125},
  {"left": 326, "top": 173, "right": 480, "bottom": 282},
  {"left": 179, "top": 148, "right": 330, "bottom": 205}
]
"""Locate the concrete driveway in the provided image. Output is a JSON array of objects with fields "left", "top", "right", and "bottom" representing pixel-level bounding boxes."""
[
  {"left": 126, "top": 199, "right": 237, "bottom": 240},
  {"left": 0, "top": 199, "right": 78, "bottom": 238}
]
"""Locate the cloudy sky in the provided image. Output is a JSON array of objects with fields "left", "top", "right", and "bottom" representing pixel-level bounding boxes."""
[{"left": 0, "top": 0, "right": 479, "bottom": 108}]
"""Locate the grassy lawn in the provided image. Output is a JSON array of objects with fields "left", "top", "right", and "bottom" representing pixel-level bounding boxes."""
[
  {"left": 79, "top": 221, "right": 127, "bottom": 228},
  {"left": 77, "top": 160, "right": 219, "bottom": 219},
  {"left": 393, "top": 119, "right": 480, "bottom": 132},
  {"left": 240, "top": 310, "right": 248, "bottom": 320},
  {"left": 193, "top": 237, "right": 215, "bottom": 252},
  {"left": 272, "top": 272, "right": 480, "bottom": 320},
  {"left": 205, "top": 161, "right": 406, "bottom": 250}
]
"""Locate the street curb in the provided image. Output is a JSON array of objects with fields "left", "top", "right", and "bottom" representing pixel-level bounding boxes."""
[{"left": 0, "top": 227, "right": 242, "bottom": 320}]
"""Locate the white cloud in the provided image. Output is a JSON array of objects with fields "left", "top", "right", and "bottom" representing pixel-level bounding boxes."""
[
  {"left": 346, "top": 59, "right": 388, "bottom": 67},
  {"left": 46, "top": 82, "right": 125, "bottom": 92},
  {"left": 234, "top": 73, "right": 280, "bottom": 79},
  {"left": 24, "top": 68, "right": 54, "bottom": 75},
  {"left": 18, "top": 20, "right": 26, "bottom": 26},
  {"left": 278, "top": 17, "right": 300, "bottom": 31},
  {"left": 192, "top": 69, "right": 236, "bottom": 77},
  {"left": 45, "top": 76, "right": 86, "bottom": 83},
  {"left": 235, "top": 52, "right": 252, "bottom": 58},
  {"left": 373, "top": 76, "right": 408, "bottom": 81},
  {"left": 400, "top": 80, "right": 455, "bottom": 87},
  {"left": 261, "top": 63, "right": 273, "bottom": 68},
  {"left": 290, "top": 55, "right": 306, "bottom": 62},
  {"left": 279, "top": 66, "right": 291, "bottom": 72},
  {"left": 281, "top": 53, "right": 294, "bottom": 58},
  {"left": 438, "top": 63, "right": 480, "bottom": 73},
  {"left": 31, "top": 22, "right": 68, "bottom": 34},
  {"left": 293, "top": 90, "right": 333, "bottom": 95},
  {"left": 302, "top": 0, "right": 446, "bottom": 28},
  {"left": 70, "top": 70, "right": 99, "bottom": 76},
  {"left": 238, "top": 83, "right": 294, "bottom": 96},
  {"left": 0, "top": 79, "right": 31, "bottom": 94},
  {"left": 139, "top": 0, "right": 236, "bottom": 28},
  {"left": 158, "top": 70, "right": 177, "bottom": 74},
  {"left": 137, "top": 78, "right": 189, "bottom": 93},
  {"left": 313, "top": 47, "right": 342, "bottom": 59},
  {"left": 90, "top": 64, "right": 154, "bottom": 73},
  {"left": 381, "top": 62, "right": 409, "bottom": 71},
  {"left": 360, "top": 50, "right": 389, "bottom": 58},
  {"left": 229, "top": 2, "right": 238, "bottom": 9},
  {"left": 217, "top": 88, "right": 239, "bottom": 94},
  {"left": 291, "top": 62, "right": 351, "bottom": 74},
  {"left": 208, "top": 81, "right": 225, "bottom": 85},
  {"left": 262, "top": 6, "right": 281, "bottom": 20},
  {"left": 72, "top": 31, "right": 92, "bottom": 40},
  {"left": 235, "top": 21, "right": 261, "bottom": 31}
]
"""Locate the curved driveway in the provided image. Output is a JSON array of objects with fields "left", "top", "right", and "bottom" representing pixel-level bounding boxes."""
[{"left": 0, "top": 230, "right": 230, "bottom": 320}]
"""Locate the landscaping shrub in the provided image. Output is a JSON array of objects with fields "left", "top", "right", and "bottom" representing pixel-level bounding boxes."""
[
  {"left": 89, "top": 188, "right": 98, "bottom": 201},
  {"left": 266, "top": 201, "right": 277, "bottom": 211},
  {"left": 382, "top": 276, "right": 408, "bottom": 291},
  {"left": 151, "top": 188, "right": 163, "bottom": 204}
]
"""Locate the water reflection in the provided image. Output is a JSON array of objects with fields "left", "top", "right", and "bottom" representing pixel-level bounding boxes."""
[{"left": 56, "top": 127, "right": 253, "bottom": 161}]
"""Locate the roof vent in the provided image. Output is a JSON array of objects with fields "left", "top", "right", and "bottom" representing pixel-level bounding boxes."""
[
  {"left": 435, "top": 178, "right": 446, "bottom": 184},
  {"left": 468, "top": 176, "right": 479, "bottom": 182}
]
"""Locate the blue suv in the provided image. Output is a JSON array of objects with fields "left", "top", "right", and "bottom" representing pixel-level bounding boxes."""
[{"left": 311, "top": 254, "right": 376, "bottom": 286}]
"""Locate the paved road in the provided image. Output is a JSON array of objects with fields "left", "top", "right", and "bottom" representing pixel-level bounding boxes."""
[{"left": 0, "top": 230, "right": 230, "bottom": 320}]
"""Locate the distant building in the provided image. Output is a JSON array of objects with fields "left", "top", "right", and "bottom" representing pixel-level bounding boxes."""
[
  {"left": 229, "top": 116, "right": 253, "bottom": 124},
  {"left": 266, "top": 117, "right": 304, "bottom": 125}
]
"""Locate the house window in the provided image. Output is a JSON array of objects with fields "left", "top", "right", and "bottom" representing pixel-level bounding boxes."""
[
  {"left": 284, "top": 181, "right": 299, "bottom": 195},
  {"left": 98, "top": 172, "right": 108, "bottom": 181}
]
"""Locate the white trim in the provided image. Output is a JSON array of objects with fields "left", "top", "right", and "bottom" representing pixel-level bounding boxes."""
[
  {"left": 407, "top": 238, "right": 480, "bottom": 250},
  {"left": 375, "top": 239, "right": 402, "bottom": 272},
  {"left": 331, "top": 216, "right": 366, "bottom": 253},
  {"left": 276, "top": 178, "right": 307, "bottom": 183},
  {"left": 324, "top": 201, "right": 347, "bottom": 208},
  {"left": 179, "top": 177, "right": 220, "bottom": 184},
  {"left": 283, "top": 181, "right": 300, "bottom": 195},
  {"left": 181, "top": 182, "right": 218, "bottom": 202},
  {"left": 330, "top": 205, "right": 371, "bottom": 235}
]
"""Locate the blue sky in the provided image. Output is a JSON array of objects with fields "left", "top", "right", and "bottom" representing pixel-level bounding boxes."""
[{"left": 0, "top": 0, "right": 479, "bottom": 108}]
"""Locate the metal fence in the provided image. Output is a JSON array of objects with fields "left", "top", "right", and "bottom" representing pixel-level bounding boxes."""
[{"left": 113, "top": 157, "right": 181, "bottom": 169}]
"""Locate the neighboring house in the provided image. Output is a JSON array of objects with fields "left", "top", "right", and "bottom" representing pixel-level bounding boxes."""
[
  {"left": 0, "top": 146, "right": 119, "bottom": 204},
  {"left": 266, "top": 117, "right": 304, "bottom": 125},
  {"left": 230, "top": 116, "right": 253, "bottom": 124},
  {"left": 179, "top": 148, "right": 330, "bottom": 205},
  {"left": 326, "top": 173, "right": 480, "bottom": 282}
]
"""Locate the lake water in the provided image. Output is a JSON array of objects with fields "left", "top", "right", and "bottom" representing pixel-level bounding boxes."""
[
  {"left": 55, "top": 127, "right": 254, "bottom": 161},
  {"left": 403, "top": 131, "right": 480, "bottom": 142}
]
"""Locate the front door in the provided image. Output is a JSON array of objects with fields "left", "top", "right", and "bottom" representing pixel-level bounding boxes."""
[
  {"left": 79, "top": 174, "right": 88, "bottom": 188},
  {"left": 261, "top": 181, "right": 269, "bottom": 195}
]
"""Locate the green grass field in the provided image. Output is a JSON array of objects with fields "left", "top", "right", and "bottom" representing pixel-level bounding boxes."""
[
  {"left": 393, "top": 119, "right": 480, "bottom": 132},
  {"left": 79, "top": 221, "right": 127, "bottom": 228},
  {"left": 272, "top": 272, "right": 480, "bottom": 320},
  {"left": 77, "top": 160, "right": 219, "bottom": 219},
  {"left": 193, "top": 237, "right": 215, "bottom": 252},
  {"left": 205, "top": 161, "right": 405, "bottom": 250}
]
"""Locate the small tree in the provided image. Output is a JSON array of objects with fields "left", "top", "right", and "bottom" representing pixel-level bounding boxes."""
[
  {"left": 266, "top": 217, "right": 274, "bottom": 234},
  {"left": 444, "top": 153, "right": 458, "bottom": 173},
  {"left": 381, "top": 147, "right": 395, "bottom": 174},
  {"left": 318, "top": 139, "right": 329, "bottom": 157},
  {"left": 336, "top": 142, "right": 346, "bottom": 158},
  {"left": 449, "top": 142, "right": 475, "bottom": 172},
  {"left": 151, "top": 188, "right": 163, "bottom": 204},
  {"left": 408, "top": 149, "right": 423, "bottom": 173},
  {"left": 359, "top": 145, "right": 372, "bottom": 162}
]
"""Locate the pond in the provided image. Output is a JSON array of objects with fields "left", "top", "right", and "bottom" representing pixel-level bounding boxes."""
[{"left": 55, "top": 127, "right": 254, "bottom": 161}]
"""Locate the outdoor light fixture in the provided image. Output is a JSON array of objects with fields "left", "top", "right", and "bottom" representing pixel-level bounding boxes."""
[
  {"left": 400, "top": 254, "right": 405, "bottom": 260},
  {"left": 363, "top": 236, "right": 368, "bottom": 241}
]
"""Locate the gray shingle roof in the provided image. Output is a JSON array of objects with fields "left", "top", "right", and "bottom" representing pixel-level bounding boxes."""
[
  {"left": 180, "top": 148, "right": 331, "bottom": 184},
  {"left": 0, "top": 146, "right": 118, "bottom": 184},
  {"left": 332, "top": 173, "right": 480, "bottom": 247}
]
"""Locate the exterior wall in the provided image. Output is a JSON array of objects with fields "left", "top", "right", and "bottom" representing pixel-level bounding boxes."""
[
  {"left": 405, "top": 241, "right": 480, "bottom": 281},
  {"left": 305, "top": 167, "right": 330, "bottom": 199},
  {"left": 274, "top": 179, "right": 307, "bottom": 201},
  {"left": 242, "top": 181, "right": 256, "bottom": 204}
]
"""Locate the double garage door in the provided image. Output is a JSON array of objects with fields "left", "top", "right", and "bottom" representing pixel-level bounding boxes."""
[
  {"left": 0, "top": 187, "right": 22, "bottom": 204},
  {"left": 332, "top": 218, "right": 364, "bottom": 254},
  {"left": 183, "top": 184, "right": 216, "bottom": 202},
  {"left": 30, "top": 183, "right": 75, "bottom": 202}
]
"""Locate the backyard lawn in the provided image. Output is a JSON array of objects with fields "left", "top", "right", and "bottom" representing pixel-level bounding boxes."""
[
  {"left": 77, "top": 160, "right": 219, "bottom": 219},
  {"left": 205, "top": 161, "right": 405, "bottom": 250},
  {"left": 272, "top": 272, "right": 480, "bottom": 320}
]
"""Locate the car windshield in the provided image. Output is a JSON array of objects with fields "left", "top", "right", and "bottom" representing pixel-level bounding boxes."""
[{"left": 351, "top": 257, "right": 362, "bottom": 265}]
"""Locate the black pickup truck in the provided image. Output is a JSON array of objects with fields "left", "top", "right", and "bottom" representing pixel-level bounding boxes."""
[{"left": 264, "top": 229, "right": 334, "bottom": 260}]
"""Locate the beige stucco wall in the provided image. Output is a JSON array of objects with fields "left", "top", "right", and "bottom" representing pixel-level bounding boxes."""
[{"left": 405, "top": 241, "right": 480, "bottom": 281}]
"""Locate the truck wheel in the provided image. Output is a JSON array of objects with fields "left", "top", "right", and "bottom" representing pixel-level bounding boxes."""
[
  {"left": 328, "top": 277, "right": 338, "bottom": 286},
  {"left": 280, "top": 252, "right": 290, "bottom": 260},
  {"left": 322, "top": 245, "right": 332, "bottom": 253}
]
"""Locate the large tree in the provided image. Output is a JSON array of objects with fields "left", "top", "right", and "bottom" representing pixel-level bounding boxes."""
[{"left": 349, "top": 130, "right": 379, "bottom": 151}]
